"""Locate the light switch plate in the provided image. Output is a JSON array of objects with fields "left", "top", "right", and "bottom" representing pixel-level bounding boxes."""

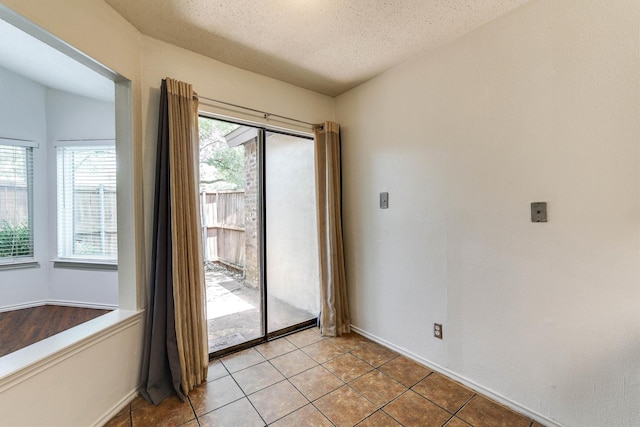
[
  {"left": 380, "top": 192, "right": 389, "bottom": 209},
  {"left": 531, "top": 202, "right": 547, "bottom": 222}
]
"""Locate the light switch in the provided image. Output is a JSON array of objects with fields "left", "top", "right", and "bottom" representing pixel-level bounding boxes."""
[
  {"left": 380, "top": 192, "right": 389, "bottom": 209},
  {"left": 531, "top": 202, "right": 547, "bottom": 222}
]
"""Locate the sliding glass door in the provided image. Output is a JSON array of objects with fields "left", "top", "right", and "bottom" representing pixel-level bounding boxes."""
[
  {"left": 200, "top": 117, "right": 318, "bottom": 356},
  {"left": 265, "top": 131, "right": 319, "bottom": 334}
]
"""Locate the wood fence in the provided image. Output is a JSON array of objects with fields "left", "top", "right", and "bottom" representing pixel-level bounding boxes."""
[
  {"left": 201, "top": 190, "right": 245, "bottom": 269},
  {"left": 72, "top": 186, "right": 117, "bottom": 255},
  {"left": 0, "top": 185, "right": 28, "bottom": 225}
]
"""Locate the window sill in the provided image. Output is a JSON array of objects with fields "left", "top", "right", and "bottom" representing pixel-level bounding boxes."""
[
  {"left": 52, "top": 260, "right": 118, "bottom": 271},
  {"left": 0, "top": 261, "right": 40, "bottom": 271}
]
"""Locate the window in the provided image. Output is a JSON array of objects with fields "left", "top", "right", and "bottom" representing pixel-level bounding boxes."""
[
  {"left": 57, "top": 142, "right": 117, "bottom": 262},
  {"left": 0, "top": 139, "right": 35, "bottom": 262}
]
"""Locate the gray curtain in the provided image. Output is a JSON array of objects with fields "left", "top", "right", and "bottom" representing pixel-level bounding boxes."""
[{"left": 140, "top": 79, "right": 184, "bottom": 404}]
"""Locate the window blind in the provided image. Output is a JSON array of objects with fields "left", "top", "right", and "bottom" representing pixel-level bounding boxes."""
[
  {"left": 57, "top": 144, "right": 117, "bottom": 261},
  {"left": 0, "top": 141, "right": 34, "bottom": 262}
]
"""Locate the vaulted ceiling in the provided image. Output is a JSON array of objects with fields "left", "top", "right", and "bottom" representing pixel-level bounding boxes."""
[{"left": 105, "top": 0, "right": 529, "bottom": 97}]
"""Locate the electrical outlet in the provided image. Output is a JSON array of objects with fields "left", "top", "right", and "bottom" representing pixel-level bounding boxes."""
[{"left": 434, "top": 323, "right": 443, "bottom": 339}]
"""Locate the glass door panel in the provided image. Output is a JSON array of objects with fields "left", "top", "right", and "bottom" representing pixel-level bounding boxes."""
[
  {"left": 200, "top": 117, "right": 264, "bottom": 353},
  {"left": 265, "top": 131, "right": 320, "bottom": 333},
  {"left": 201, "top": 118, "right": 319, "bottom": 356}
]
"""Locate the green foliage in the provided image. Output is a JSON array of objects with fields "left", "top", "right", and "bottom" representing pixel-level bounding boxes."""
[
  {"left": 199, "top": 117, "right": 245, "bottom": 190},
  {"left": 74, "top": 239, "right": 101, "bottom": 256},
  {"left": 0, "top": 220, "right": 32, "bottom": 258}
]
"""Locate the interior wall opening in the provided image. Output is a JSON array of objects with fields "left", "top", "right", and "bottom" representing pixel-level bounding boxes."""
[{"left": 0, "top": 5, "right": 135, "bottom": 364}]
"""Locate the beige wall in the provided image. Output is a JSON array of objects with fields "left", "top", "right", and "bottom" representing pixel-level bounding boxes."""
[
  {"left": 0, "top": 1, "right": 145, "bottom": 425},
  {"left": 140, "top": 35, "right": 335, "bottom": 278},
  {"left": 0, "top": 1, "right": 334, "bottom": 425},
  {"left": 336, "top": 1, "right": 640, "bottom": 426}
]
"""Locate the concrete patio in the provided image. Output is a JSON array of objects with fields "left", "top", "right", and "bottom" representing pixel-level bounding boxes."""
[{"left": 205, "top": 266, "right": 316, "bottom": 353}]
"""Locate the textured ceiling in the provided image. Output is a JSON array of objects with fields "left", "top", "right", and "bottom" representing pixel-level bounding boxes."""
[{"left": 105, "top": 0, "right": 528, "bottom": 97}]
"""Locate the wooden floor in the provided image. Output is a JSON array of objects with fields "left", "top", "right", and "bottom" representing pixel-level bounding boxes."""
[{"left": 0, "top": 305, "right": 110, "bottom": 357}]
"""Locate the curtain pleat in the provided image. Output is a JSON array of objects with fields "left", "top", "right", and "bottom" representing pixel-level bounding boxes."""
[
  {"left": 166, "top": 78, "right": 208, "bottom": 396},
  {"left": 140, "top": 78, "right": 208, "bottom": 404},
  {"left": 314, "top": 122, "right": 350, "bottom": 337}
]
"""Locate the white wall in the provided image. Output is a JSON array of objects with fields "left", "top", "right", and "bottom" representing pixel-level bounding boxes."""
[
  {"left": 0, "top": 1, "right": 144, "bottom": 425},
  {"left": 0, "top": 70, "right": 119, "bottom": 311},
  {"left": 45, "top": 88, "right": 118, "bottom": 308},
  {"left": 0, "top": 0, "right": 147, "bottom": 311},
  {"left": 266, "top": 132, "right": 320, "bottom": 314},
  {"left": 0, "top": 66, "right": 48, "bottom": 309},
  {"left": 0, "top": 1, "right": 336, "bottom": 425},
  {"left": 336, "top": 1, "right": 640, "bottom": 426}
]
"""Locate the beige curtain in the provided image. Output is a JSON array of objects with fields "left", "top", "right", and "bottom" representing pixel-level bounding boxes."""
[
  {"left": 166, "top": 78, "right": 208, "bottom": 395},
  {"left": 314, "top": 122, "right": 350, "bottom": 337}
]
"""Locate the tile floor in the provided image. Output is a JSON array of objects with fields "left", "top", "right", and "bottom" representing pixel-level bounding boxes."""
[{"left": 106, "top": 328, "right": 545, "bottom": 427}]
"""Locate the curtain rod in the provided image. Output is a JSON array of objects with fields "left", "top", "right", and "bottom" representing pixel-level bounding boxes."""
[
  {"left": 198, "top": 95, "right": 320, "bottom": 128},
  {"left": 56, "top": 138, "right": 115, "bottom": 142}
]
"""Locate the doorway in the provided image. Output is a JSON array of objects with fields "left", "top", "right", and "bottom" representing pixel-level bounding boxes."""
[{"left": 200, "top": 117, "right": 319, "bottom": 356}]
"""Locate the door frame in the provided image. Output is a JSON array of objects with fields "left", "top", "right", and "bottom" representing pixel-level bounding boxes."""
[{"left": 201, "top": 115, "right": 318, "bottom": 359}]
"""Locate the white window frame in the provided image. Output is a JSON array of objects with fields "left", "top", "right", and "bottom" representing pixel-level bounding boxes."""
[
  {"left": 55, "top": 140, "right": 117, "bottom": 265},
  {"left": 0, "top": 138, "right": 37, "bottom": 268}
]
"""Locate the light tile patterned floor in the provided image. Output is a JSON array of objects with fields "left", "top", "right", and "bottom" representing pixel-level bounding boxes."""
[{"left": 106, "top": 328, "right": 545, "bottom": 427}]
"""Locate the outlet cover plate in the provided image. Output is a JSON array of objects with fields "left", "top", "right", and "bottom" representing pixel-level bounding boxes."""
[{"left": 434, "top": 323, "right": 443, "bottom": 339}]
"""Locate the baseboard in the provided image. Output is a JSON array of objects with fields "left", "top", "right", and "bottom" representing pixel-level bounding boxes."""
[
  {"left": 0, "top": 300, "right": 46, "bottom": 313},
  {"left": 45, "top": 299, "right": 119, "bottom": 311},
  {"left": 0, "top": 300, "right": 118, "bottom": 313},
  {"left": 93, "top": 387, "right": 139, "bottom": 427},
  {"left": 350, "top": 325, "right": 562, "bottom": 427}
]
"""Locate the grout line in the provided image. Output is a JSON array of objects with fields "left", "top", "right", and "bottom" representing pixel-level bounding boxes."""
[
  {"left": 262, "top": 336, "right": 344, "bottom": 426},
  {"left": 354, "top": 411, "right": 378, "bottom": 427},
  {"left": 440, "top": 414, "right": 455, "bottom": 427},
  {"left": 199, "top": 368, "right": 251, "bottom": 418},
  {"left": 186, "top": 392, "right": 199, "bottom": 425},
  {"left": 347, "top": 348, "right": 393, "bottom": 371},
  {"left": 127, "top": 329, "right": 539, "bottom": 427},
  {"left": 308, "top": 400, "right": 338, "bottom": 427},
  {"left": 193, "top": 395, "right": 245, "bottom": 419},
  {"left": 265, "top": 353, "right": 320, "bottom": 381},
  {"left": 229, "top": 368, "right": 269, "bottom": 426},
  {"left": 450, "top": 393, "right": 477, "bottom": 425},
  {"left": 412, "top": 387, "right": 476, "bottom": 420},
  {"left": 254, "top": 343, "right": 298, "bottom": 360},
  {"left": 380, "top": 405, "right": 405, "bottom": 426},
  {"left": 263, "top": 378, "right": 313, "bottom": 425},
  {"left": 290, "top": 367, "right": 346, "bottom": 403}
]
